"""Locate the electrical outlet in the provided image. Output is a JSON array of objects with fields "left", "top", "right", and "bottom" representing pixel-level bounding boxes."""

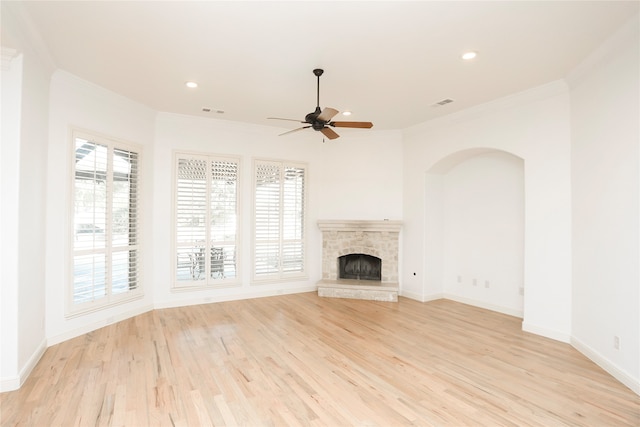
[
  {"left": 473, "top": 278, "right": 477, "bottom": 286},
  {"left": 485, "top": 280, "right": 490, "bottom": 288},
  {"left": 614, "top": 336, "right": 620, "bottom": 350},
  {"left": 457, "top": 275, "right": 462, "bottom": 283},
  {"left": 519, "top": 287, "right": 524, "bottom": 296}
]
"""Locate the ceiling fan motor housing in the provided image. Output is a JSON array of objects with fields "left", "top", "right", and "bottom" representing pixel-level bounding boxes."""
[{"left": 306, "top": 106, "right": 325, "bottom": 130}]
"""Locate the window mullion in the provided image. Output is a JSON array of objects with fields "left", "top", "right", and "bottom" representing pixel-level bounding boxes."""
[
  {"left": 278, "top": 165, "right": 285, "bottom": 277},
  {"left": 205, "top": 157, "right": 212, "bottom": 283},
  {"left": 105, "top": 145, "right": 114, "bottom": 298}
]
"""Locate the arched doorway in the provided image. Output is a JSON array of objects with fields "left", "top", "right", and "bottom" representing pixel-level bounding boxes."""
[{"left": 425, "top": 148, "right": 524, "bottom": 316}]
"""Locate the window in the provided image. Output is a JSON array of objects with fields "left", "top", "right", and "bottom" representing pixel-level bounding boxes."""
[
  {"left": 174, "top": 153, "right": 239, "bottom": 288},
  {"left": 253, "top": 159, "right": 307, "bottom": 281},
  {"left": 71, "top": 131, "right": 141, "bottom": 312}
]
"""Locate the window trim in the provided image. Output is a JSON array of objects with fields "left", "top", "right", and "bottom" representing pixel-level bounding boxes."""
[
  {"left": 252, "top": 158, "right": 308, "bottom": 284},
  {"left": 67, "top": 128, "right": 143, "bottom": 317},
  {"left": 172, "top": 150, "right": 242, "bottom": 291}
]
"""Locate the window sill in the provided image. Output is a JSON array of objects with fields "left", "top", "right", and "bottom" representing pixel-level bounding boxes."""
[{"left": 65, "top": 291, "right": 144, "bottom": 319}]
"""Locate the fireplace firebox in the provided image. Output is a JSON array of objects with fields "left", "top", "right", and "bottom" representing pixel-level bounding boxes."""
[{"left": 338, "top": 254, "right": 381, "bottom": 281}]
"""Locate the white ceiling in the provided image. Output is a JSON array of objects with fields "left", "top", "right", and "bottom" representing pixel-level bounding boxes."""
[{"left": 11, "top": 1, "right": 640, "bottom": 131}]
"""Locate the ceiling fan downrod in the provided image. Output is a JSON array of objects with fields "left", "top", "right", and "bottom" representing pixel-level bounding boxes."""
[{"left": 313, "top": 68, "right": 324, "bottom": 109}]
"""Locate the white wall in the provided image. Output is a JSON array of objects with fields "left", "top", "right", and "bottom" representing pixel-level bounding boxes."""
[
  {"left": 316, "top": 129, "right": 404, "bottom": 221},
  {"left": 45, "top": 71, "right": 157, "bottom": 344},
  {"left": 152, "top": 113, "right": 403, "bottom": 308},
  {"left": 1, "top": 2, "right": 53, "bottom": 391},
  {"left": 402, "top": 81, "right": 572, "bottom": 342},
  {"left": 442, "top": 151, "right": 524, "bottom": 316},
  {"left": 1, "top": 50, "right": 23, "bottom": 390},
  {"left": 568, "top": 15, "right": 639, "bottom": 394}
]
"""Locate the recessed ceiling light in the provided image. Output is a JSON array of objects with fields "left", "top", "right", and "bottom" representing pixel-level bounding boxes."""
[
  {"left": 342, "top": 111, "right": 352, "bottom": 116},
  {"left": 461, "top": 51, "right": 477, "bottom": 60},
  {"left": 185, "top": 81, "right": 198, "bottom": 88}
]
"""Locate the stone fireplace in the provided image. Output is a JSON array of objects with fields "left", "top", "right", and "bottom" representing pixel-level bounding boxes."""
[{"left": 317, "top": 220, "right": 402, "bottom": 301}]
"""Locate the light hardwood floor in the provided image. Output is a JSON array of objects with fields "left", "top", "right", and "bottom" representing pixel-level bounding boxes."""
[{"left": 1, "top": 293, "right": 638, "bottom": 426}]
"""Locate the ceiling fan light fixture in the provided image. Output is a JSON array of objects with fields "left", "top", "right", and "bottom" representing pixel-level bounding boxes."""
[{"left": 461, "top": 51, "right": 477, "bottom": 60}]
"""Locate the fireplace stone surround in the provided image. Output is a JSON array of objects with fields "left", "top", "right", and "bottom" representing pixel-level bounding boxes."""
[{"left": 317, "top": 220, "right": 402, "bottom": 301}]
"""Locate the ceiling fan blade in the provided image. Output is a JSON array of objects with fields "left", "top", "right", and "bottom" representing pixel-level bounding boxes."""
[
  {"left": 279, "top": 126, "right": 310, "bottom": 136},
  {"left": 329, "top": 121, "right": 374, "bottom": 129},
  {"left": 317, "top": 107, "right": 339, "bottom": 122},
  {"left": 320, "top": 127, "right": 340, "bottom": 140},
  {"left": 268, "top": 117, "right": 305, "bottom": 123}
]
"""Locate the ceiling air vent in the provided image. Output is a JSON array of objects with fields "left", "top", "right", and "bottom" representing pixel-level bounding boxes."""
[
  {"left": 202, "top": 108, "right": 225, "bottom": 114},
  {"left": 432, "top": 98, "right": 454, "bottom": 107}
]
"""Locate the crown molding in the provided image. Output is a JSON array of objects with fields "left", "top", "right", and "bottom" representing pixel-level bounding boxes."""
[{"left": 2, "top": 1, "right": 56, "bottom": 74}]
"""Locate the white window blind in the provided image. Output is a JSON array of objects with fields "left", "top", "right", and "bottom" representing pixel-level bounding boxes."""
[
  {"left": 175, "top": 154, "right": 239, "bottom": 288},
  {"left": 254, "top": 160, "right": 306, "bottom": 281},
  {"left": 72, "top": 132, "right": 141, "bottom": 311}
]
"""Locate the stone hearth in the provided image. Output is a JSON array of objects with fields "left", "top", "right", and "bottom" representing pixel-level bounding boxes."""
[{"left": 317, "top": 220, "right": 402, "bottom": 302}]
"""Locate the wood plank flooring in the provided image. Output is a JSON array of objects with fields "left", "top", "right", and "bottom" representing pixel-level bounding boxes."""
[{"left": 1, "top": 293, "right": 638, "bottom": 426}]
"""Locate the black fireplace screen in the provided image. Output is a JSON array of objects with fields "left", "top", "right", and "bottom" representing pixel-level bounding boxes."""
[{"left": 338, "top": 253, "right": 382, "bottom": 281}]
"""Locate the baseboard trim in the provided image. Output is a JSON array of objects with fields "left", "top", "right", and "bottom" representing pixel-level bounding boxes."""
[
  {"left": 400, "top": 291, "right": 443, "bottom": 302},
  {"left": 0, "top": 376, "right": 20, "bottom": 393},
  {"left": 571, "top": 336, "right": 640, "bottom": 396},
  {"left": 522, "top": 321, "right": 571, "bottom": 343},
  {"left": 444, "top": 294, "right": 524, "bottom": 319},
  {"left": 47, "top": 304, "right": 154, "bottom": 346},
  {"left": 154, "top": 286, "right": 318, "bottom": 310},
  {"left": 0, "top": 338, "right": 47, "bottom": 393}
]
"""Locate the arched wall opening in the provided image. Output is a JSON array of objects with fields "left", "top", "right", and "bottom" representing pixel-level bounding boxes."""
[
  {"left": 424, "top": 148, "right": 524, "bottom": 317},
  {"left": 402, "top": 82, "right": 572, "bottom": 341}
]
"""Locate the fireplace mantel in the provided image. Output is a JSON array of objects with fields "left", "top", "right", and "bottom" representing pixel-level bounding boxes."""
[{"left": 317, "top": 219, "right": 402, "bottom": 233}]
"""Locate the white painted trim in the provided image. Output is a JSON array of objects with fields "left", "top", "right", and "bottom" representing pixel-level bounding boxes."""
[
  {"left": 522, "top": 321, "right": 571, "bottom": 344},
  {"left": 48, "top": 304, "right": 153, "bottom": 346},
  {"left": 421, "top": 293, "right": 444, "bottom": 302},
  {"left": 444, "top": 294, "right": 524, "bottom": 319},
  {"left": 155, "top": 285, "right": 317, "bottom": 310},
  {"left": 317, "top": 219, "right": 403, "bottom": 232},
  {"left": 399, "top": 290, "right": 443, "bottom": 302},
  {"left": 0, "top": 338, "right": 46, "bottom": 392},
  {"left": 398, "top": 290, "right": 422, "bottom": 301},
  {"left": 0, "top": 376, "right": 20, "bottom": 393},
  {"left": 1, "top": 47, "right": 19, "bottom": 71},
  {"left": 571, "top": 336, "right": 640, "bottom": 396}
]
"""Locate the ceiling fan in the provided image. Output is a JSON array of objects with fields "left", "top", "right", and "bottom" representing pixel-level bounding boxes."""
[{"left": 268, "top": 69, "right": 373, "bottom": 140}]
